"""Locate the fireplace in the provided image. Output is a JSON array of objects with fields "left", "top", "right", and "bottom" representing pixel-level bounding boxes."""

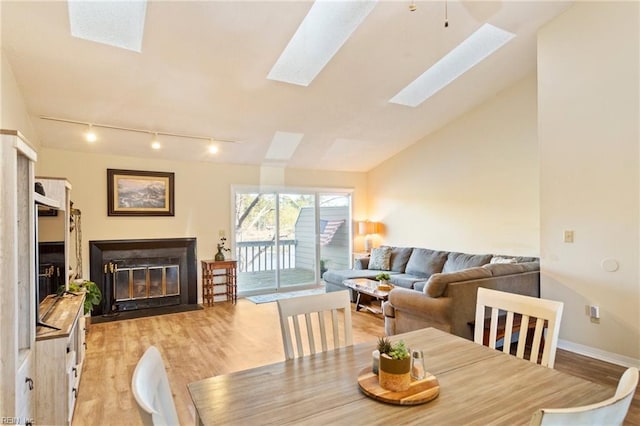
[{"left": 89, "top": 238, "right": 198, "bottom": 316}]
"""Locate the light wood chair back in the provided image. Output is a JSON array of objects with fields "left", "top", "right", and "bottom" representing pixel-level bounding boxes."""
[
  {"left": 474, "top": 287, "right": 564, "bottom": 368},
  {"left": 277, "top": 290, "right": 353, "bottom": 360},
  {"left": 131, "top": 345, "right": 179, "bottom": 426},
  {"left": 530, "top": 367, "right": 638, "bottom": 425}
]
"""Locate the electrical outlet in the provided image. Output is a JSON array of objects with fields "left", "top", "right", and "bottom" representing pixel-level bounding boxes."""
[{"left": 563, "top": 230, "right": 574, "bottom": 243}]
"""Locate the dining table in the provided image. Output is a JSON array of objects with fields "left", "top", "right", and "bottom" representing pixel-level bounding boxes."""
[{"left": 187, "top": 327, "right": 613, "bottom": 425}]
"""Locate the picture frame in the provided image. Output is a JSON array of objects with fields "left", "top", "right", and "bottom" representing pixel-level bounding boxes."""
[{"left": 107, "top": 169, "right": 175, "bottom": 216}]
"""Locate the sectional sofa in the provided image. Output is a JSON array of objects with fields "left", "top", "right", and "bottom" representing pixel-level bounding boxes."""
[{"left": 322, "top": 246, "right": 540, "bottom": 340}]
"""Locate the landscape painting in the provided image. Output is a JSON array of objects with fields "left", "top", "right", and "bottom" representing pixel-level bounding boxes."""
[{"left": 107, "top": 169, "right": 175, "bottom": 216}]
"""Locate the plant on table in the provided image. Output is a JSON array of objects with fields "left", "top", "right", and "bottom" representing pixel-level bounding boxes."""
[
  {"left": 375, "top": 272, "right": 390, "bottom": 282},
  {"left": 215, "top": 237, "right": 231, "bottom": 261},
  {"left": 67, "top": 279, "right": 102, "bottom": 315},
  {"left": 377, "top": 338, "right": 411, "bottom": 391}
]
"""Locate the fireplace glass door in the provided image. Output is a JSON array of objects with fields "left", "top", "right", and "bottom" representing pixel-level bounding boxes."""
[{"left": 114, "top": 264, "right": 180, "bottom": 302}]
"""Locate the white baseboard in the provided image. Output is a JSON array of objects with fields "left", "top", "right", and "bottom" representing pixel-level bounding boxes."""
[{"left": 557, "top": 339, "right": 640, "bottom": 368}]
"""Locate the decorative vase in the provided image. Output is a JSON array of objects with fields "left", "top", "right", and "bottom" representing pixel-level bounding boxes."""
[
  {"left": 214, "top": 248, "right": 225, "bottom": 261},
  {"left": 379, "top": 354, "right": 411, "bottom": 391}
]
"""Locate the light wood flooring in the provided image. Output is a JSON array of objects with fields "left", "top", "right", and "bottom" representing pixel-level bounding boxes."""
[{"left": 73, "top": 299, "right": 639, "bottom": 425}]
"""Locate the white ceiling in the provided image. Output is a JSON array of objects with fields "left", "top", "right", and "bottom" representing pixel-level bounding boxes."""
[{"left": 1, "top": 1, "right": 571, "bottom": 172}]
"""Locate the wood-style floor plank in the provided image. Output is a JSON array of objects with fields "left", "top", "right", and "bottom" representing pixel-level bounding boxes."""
[{"left": 72, "top": 299, "right": 638, "bottom": 425}]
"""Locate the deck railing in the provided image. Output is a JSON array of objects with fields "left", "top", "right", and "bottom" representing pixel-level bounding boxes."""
[{"left": 236, "top": 240, "right": 297, "bottom": 272}]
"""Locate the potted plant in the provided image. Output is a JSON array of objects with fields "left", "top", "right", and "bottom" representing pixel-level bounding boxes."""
[
  {"left": 215, "top": 237, "right": 231, "bottom": 261},
  {"left": 375, "top": 272, "right": 390, "bottom": 283},
  {"left": 320, "top": 259, "right": 328, "bottom": 276},
  {"left": 68, "top": 279, "right": 102, "bottom": 320},
  {"left": 377, "top": 337, "right": 411, "bottom": 391}
]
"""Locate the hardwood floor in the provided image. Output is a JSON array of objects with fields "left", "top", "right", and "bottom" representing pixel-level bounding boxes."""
[{"left": 73, "top": 299, "right": 638, "bottom": 425}]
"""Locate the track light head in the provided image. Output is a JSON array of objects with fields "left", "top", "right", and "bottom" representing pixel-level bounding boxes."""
[
  {"left": 85, "top": 124, "right": 97, "bottom": 143},
  {"left": 151, "top": 133, "right": 161, "bottom": 150}
]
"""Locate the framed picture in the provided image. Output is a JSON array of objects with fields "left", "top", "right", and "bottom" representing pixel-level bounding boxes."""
[{"left": 107, "top": 169, "right": 175, "bottom": 216}]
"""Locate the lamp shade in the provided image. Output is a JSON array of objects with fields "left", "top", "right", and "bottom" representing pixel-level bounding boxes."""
[{"left": 357, "top": 221, "right": 378, "bottom": 235}]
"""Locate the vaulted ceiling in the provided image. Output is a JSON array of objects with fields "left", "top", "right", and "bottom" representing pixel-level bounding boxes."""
[{"left": 1, "top": 1, "right": 571, "bottom": 172}]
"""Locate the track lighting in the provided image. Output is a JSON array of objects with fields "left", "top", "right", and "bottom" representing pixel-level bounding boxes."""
[
  {"left": 151, "top": 133, "right": 161, "bottom": 150},
  {"left": 39, "top": 116, "right": 241, "bottom": 152},
  {"left": 85, "top": 124, "right": 97, "bottom": 142},
  {"left": 208, "top": 140, "right": 219, "bottom": 154}
]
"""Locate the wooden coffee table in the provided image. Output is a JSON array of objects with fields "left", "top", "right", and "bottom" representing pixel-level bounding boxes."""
[{"left": 343, "top": 278, "right": 391, "bottom": 315}]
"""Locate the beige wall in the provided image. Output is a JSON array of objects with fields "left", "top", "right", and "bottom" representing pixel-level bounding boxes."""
[
  {"left": 538, "top": 1, "right": 640, "bottom": 361},
  {"left": 35, "top": 149, "right": 368, "bottom": 296},
  {"left": 367, "top": 74, "right": 539, "bottom": 256},
  {"left": 0, "top": 49, "right": 38, "bottom": 146}
]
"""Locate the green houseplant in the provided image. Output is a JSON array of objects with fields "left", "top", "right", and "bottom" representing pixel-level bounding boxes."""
[
  {"left": 377, "top": 337, "right": 411, "bottom": 391},
  {"left": 375, "top": 272, "right": 390, "bottom": 282},
  {"left": 68, "top": 279, "right": 102, "bottom": 315}
]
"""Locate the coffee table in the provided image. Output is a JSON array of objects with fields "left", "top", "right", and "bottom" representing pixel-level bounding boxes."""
[{"left": 343, "top": 278, "right": 391, "bottom": 315}]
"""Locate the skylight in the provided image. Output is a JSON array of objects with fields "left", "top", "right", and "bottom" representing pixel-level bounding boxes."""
[
  {"left": 265, "top": 131, "right": 304, "bottom": 161},
  {"left": 389, "top": 23, "right": 516, "bottom": 107},
  {"left": 268, "top": 0, "right": 377, "bottom": 86},
  {"left": 68, "top": 0, "right": 147, "bottom": 52}
]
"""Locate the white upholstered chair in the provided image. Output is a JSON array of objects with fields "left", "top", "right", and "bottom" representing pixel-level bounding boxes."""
[
  {"left": 474, "top": 287, "right": 564, "bottom": 368},
  {"left": 277, "top": 290, "right": 353, "bottom": 360},
  {"left": 530, "top": 367, "right": 638, "bottom": 425},
  {"left": 131, "top": 345, "right": 179, "bottom": 426}
]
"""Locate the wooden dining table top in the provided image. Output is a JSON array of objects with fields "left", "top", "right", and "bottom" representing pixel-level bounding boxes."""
[{"left": 187, "top": 327, "right": 613, "bottom": 425}]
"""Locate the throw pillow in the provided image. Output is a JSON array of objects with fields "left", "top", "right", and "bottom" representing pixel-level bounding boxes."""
[
  {"left": 490, "top": 256, "right": 517, "bottom": 264},
  {"left": 368, "top": 246, "right": 392, "bottom": 270}
]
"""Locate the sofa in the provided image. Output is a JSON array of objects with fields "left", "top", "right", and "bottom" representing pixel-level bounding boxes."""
[{"left": 322, "top": 245, "right": 539, "bottom": 340}]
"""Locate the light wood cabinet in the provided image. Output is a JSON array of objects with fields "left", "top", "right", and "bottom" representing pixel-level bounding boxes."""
[
  {"left": 35, "top": 294, "right": 86, "bottom": 425},
  {"left": 0, "top": 130, "right": 37, "bottom": 425}
]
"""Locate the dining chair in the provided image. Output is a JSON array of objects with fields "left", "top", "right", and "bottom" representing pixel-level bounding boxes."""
[
  {"left": 529, "top": 367, "right": 638, "bottom": 425},
  {"left": 131, "top": 345, "right": 179, "bottom": 426},
  {"left": 474, "top": 287, "right": 564, "bottom": 368},
  {"left": 277, "top": 290, "right": 353, "bottom": 360}
]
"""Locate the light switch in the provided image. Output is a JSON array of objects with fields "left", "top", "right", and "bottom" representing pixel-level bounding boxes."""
[{"left": 563, "top": 230, "right": 574, "bottom": 243}]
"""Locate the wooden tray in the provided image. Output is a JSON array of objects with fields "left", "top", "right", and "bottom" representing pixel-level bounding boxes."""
[{"left": 357, "top": 367, "right": 440, "bottom": 406}]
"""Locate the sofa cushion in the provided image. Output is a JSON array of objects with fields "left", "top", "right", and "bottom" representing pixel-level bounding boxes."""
[
  {"left": 442, "top": 252, "right": 493, "bottom": 273},
  {"left": 322, "top": 269, "right": 386, "bottom": 285},
  {"left": 519, "top": 261, "right": 540, "bottom": 272},
  {"left": 389, "top": 274, "right": 427, "bottom": 289},
  {"left": 404, "top": 248, "right": 448, "bottom": 278},
  {"left": 424, "top": 267, "right": 492, "bottom": 298},
  {"left": 368, "top": 246, "right": 392, "bottom": 270},
  {"left": 413, "top": 281, "right": 428, "bottom": 292},
  {"left": 354, "top": 257, "right": 369, "bottom": 269},
  {"left": 482, "top": 263, "right": 526, "bottom": 276},
  {"left": 385, "top": 246, "right": 413, "bottom": 273}
]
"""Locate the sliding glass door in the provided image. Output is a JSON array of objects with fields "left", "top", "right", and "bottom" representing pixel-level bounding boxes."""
[
  {"left": 234, "top": 187, "right": 351, "bottom": 296},
  {"left": 234, "top": 192, "right": 277, "bottom": 293}
]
